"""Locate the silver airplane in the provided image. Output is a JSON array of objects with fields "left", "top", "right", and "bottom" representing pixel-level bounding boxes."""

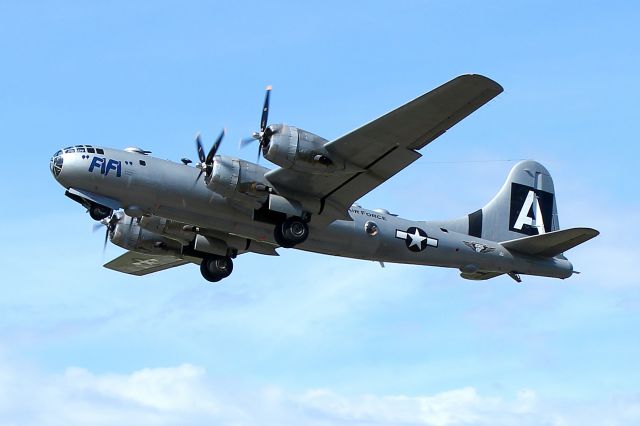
[{"left": 50, "top": 74, "right": 598, "bottom": 283}]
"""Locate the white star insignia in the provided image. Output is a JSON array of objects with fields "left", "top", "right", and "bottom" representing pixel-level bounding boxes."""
[{"left": 407, "top": 228, "right": 427, "bottom": 248}]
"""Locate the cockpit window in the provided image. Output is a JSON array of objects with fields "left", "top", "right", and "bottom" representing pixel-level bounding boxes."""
[
  {"left": 59, "top": 145, "right": 102, "bottom": 154},
  {"left": 55, "top": 150, "right": 62, "bottom": 157}
]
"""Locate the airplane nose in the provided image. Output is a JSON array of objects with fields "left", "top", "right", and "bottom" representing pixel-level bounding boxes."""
[{"left": 50, "top": 149, "right": 64, "bottom": 179}]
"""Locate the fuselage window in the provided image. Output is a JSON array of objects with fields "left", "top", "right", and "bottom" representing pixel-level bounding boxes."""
[
  {"left": 139, "top": 160, "right": 146, "bottom": 166},
  {"left": 96, "top": 148, "right": 104, "bottom": 154},
  {"left": 86, "top": 147, "right": 95, "bottom": 153}
]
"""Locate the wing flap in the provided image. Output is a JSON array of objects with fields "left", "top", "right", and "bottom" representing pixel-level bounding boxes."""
[
  {"left": 104, "top": 251, "right": 192, "bottom": 276},
  {"left": 321, "top": 146, "right": 422, "bottom": 214},
  {"left": 500, "top": 227, "right": 600, "bottom": 258}
]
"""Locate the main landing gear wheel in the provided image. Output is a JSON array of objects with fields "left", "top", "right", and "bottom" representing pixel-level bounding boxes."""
[
  {"left": 89, "top": 204, "right": 112, "bottom": 221},
  {"left": 200, "top": 255, "right": 234, "bottom": 283},
  {"left": 274, "top": 217, "right": 309, "bottom": 248}
]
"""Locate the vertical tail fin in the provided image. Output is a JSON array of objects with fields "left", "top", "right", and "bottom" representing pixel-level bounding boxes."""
[{"left": 434, "top": 160, "right": 560, "bottom": 243}]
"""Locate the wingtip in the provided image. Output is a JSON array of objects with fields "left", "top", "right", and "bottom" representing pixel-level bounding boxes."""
[
  {"left": 457, "top": 74, "right": 504, "bottom": 94},
  {"left": 266, "top": 85, "right": 272, "bottom": 91}
]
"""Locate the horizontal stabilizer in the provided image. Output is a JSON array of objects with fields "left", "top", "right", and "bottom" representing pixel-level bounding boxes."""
[
  {"left": 104, "top": 251, "right": 194, "bottom": 276},
  {"left": 500, "top": 227, "right": 599, "bottom": 257}
]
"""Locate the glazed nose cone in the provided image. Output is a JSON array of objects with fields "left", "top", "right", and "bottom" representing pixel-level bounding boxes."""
[{"left": 50, "top": 149, "right": 64, "bottom": 179}]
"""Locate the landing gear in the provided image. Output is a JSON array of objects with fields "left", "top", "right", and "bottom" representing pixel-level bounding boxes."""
[
  {"left": 200, "top": 255, "right": 234, "bottom": 283},
  {"left": 89, "top": 203, "right": 112, "bottom": 221},
  {"left": 274, "top": 216, "right": 309, "bottom": 248}
]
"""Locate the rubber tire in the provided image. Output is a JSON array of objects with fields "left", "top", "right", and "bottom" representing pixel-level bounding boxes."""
[
  {"left": 273, "top": 223, "right": 289, "bottom": 248},
  {"left": 89, "top": 204, "right": 112, "bottom": 221},
  {"left": 200, "top": 255, "right": 234, "bottom": 283},
  {"left": 274, "top": 217, "right": 309, "bottom": 248}
]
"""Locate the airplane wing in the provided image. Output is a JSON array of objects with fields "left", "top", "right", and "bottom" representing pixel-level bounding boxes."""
[
  {"left": 104, "top": 251, "right": 196, "bottom": 276},
  {"left": 265, "top": 74, "right": 503, "bottom": 223}
]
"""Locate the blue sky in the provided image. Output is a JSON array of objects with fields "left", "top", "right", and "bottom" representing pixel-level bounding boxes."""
[{"left": 1, "top": 1, "right": 639, "bottom": 424}]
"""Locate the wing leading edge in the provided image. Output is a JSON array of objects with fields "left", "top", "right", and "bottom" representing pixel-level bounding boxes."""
[{"left": 265, "top": 74, "right": 503, "bottom": 223}]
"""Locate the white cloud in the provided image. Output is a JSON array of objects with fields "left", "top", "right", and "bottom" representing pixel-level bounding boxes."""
[{"left": 0, "top": 358, "right": 638, "bottom": 426}]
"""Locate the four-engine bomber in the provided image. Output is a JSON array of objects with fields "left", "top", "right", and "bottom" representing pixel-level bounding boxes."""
[{"left": 50, "top": 75, "right": 598, "bottom": 283}]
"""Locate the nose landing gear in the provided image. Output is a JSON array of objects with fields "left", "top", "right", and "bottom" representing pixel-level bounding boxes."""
[{"left": 200, "top": 255, "right": 234, "bottom": 283}]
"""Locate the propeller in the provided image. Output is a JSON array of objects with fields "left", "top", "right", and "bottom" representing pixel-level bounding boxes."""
[
  {"left": 240, "top": 85, "right": 274, "bottom": 162},
  {"left": 93, "top": 212, "right": 121, "bottom": 253},
  {"left": 194, "top": 129, "right": 225, "bottom": 184}
]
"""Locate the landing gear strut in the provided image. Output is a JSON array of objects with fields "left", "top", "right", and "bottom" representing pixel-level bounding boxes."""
[
  {"left": 200, "top": 255, "right": 234, "bottom": 283},
  {"left": 89, "top": 203, "right": 112, "bottom": 221},
  {"left": 274, "top": 216, "right": 309, "bottom": 248}
]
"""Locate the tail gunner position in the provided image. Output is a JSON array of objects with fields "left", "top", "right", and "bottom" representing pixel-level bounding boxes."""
[{"left": 50, "top": 75, "right": 598, "bottom": 283}]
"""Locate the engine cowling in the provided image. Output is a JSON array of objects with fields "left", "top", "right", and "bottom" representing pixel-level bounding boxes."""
[
  {"left": 262, "top": 124, "right": 335, "bottom": 173},
  {"left": 110, "top": 215, "right": 183, "bottom": 255},
  {"left": 138, "top": 216, "right": 195, "bottom": 245},
  {"left": 206, "top": 156, "right": 270, "bottom": 208}
]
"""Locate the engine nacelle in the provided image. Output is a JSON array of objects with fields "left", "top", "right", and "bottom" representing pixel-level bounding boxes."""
[
  {"left": 138, "top": 216, "right": 195, "bottom": 245},
  {"left": 206, "top": 156, "right": 270, "bottom": 208},
  {"left": 263, "top": 124, "right": 335, "bottom": 173},
  {"left": 110, "top": 215, "right": 183, "bottom": 255}
]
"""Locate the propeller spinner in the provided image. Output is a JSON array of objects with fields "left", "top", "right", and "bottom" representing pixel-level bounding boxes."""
[
  {"left": 240, "top": 85, "right": 275, "bottom": 162},
  {"left": 194, "top": 129, "right": 225, "bottom": 184}
]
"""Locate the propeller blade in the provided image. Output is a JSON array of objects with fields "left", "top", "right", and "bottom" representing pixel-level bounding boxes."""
[
  {"left": 205, "top": 128, "right": 225, "bottom": 165},
  {"left": 103, "top": 226, "right": 109, "bottom": 253},
  {"left": 193, "top": 169, "right": 203, "bottom": 187},
  {"left": 195, "top": 132, "right": 206, "bottom": 164},
  {"left": 240, "top": 136, "right": 257, "bottom": 149},
  {"left": 260, "top": 85, "right": 272, "bottom": 132},
  {"left": 240, "top": 86, "right": 273, "bottom": 162}
]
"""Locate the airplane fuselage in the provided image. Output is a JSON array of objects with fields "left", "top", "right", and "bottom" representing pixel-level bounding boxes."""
[{"left": 51, "top": 147, "right": 573, "bottom": 280}]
